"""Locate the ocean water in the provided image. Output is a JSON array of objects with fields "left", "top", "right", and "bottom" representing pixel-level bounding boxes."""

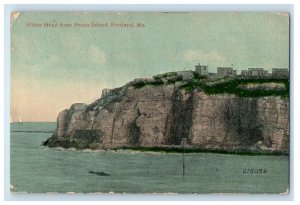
[{"left": 10, "top": 122, "right": 289, "bottom": 194}]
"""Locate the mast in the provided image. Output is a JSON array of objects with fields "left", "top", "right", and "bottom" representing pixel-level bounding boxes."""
[{"left": 181, "top": 138, "right": 187, "bottom": 176}]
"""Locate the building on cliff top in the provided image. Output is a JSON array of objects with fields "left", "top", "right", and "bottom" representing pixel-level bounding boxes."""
[
  {"left": 101, "top": 88, "right": 112, "bottom": 98},
  {"left": 241, "top": 68, "right": 268, "bottom": 77},
  {"left": 217, "top": 67, "right": 237, "bottom": 77},
  {"left": 195, "top": 63, "right": 208, "bottom": 76},
  {"left": 272, "top": 68, "right": 289, "bottom": 78},
  {"left": 177, "top": 70, "right": 194, "bottom": 81}
]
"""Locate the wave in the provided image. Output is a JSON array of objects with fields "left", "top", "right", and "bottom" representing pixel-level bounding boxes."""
[{"left": 42, "top": 146, "right": 170, "bottom": 155}]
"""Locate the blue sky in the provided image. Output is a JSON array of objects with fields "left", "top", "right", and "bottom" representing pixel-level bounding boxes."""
[{"left": 10, "top": 12, "right": 289, "bottom": 121}]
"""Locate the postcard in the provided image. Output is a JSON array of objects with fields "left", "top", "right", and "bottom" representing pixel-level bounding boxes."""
[{"left": 10, "top": 12, "right": 289, "bottom": 194}]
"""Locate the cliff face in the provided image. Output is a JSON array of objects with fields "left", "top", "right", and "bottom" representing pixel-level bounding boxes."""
[{"left": 45, "top": 76, "right": 289, "bottom": 154}]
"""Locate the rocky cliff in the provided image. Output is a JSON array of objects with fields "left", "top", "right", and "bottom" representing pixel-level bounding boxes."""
[{"left": 44, "top": 71, "right": 289, "bottom": 154}]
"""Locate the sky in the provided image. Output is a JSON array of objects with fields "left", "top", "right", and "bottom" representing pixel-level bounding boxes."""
[{"left": 10, "top": 12, "right": 289, "bottom": 122}]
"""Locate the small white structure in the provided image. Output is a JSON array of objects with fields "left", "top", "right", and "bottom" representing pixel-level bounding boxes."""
[
  {"left": 272, "top": 68, "right": 289, "bottom": 78},
  {"left": 195, "top": 63, "right": 208, "bottom": 76},
  {"left": 177, "top": 71, "right": 194, "bottom": 81},
  {"left": 217, "top": 67, "right": 237, "bottom": 77},
  {"left": 241, "top": 70, "right": 249, "bottom": 76},
  {"left": 241, "top": 68, "right": 268, "bottom": 77},
  {"left": 249, "top": 68, "right": 268, "bottom": 77},
  {"left": 101, "top": 88, "right": 112, "bottom": 98}
]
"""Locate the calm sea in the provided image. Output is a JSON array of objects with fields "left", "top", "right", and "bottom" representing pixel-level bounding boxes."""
[{"left": 10, "top": 122, "right": 289, "bottom": 194}]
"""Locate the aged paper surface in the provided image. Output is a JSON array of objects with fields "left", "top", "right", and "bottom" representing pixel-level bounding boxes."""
[{"left": 10, "top": 12, "right": 289, "bottom": 194}]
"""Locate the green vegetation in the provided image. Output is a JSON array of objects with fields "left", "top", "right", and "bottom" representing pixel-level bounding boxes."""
[
  {"left": 132, "top": 80, "right": 164, "bottom": 89},
  {"left": 180, "top": 81, "right": 203, "bottom": 92},
  {"left": 132, "top": 81, "right": 146, "bottom": 89},
  {"left": 193, "top": 72, "right": 206, "bottom": 80},
  {"left": 167, "top": 75, "right": 183, "bottom": 84},
  {"left": 131, "top": 69, "right": 289, "bottom": 96},
  {"left": 150, "top": 80, "right": 165, "bottom": 86},
  {"left": 112, "top": 146, "right": 289, "bottom": 156},
  {"left": 153, "top": 72, "right": 178, "bottom": 80},
  {"left": 180, "top": 78, "right": 289, "bottom": 98}
]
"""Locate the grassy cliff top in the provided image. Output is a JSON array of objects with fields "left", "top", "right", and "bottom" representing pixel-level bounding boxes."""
[
  {"left": 131, "top": 71, "right": 289, "bottom": 98},
  {"left": 180, "top": 78, "right": 289, "bottom": 98},
  {"left": 181, "top": 79, "right": 289, "bottom": 98}
]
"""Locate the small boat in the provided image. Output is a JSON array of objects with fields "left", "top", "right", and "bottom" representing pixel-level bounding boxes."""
[
  {"left": 18, "top": 116, "right": 22, "bottom": 124},
  {"left": 88, "top": 171, "right": 110, "bottom": 176}
]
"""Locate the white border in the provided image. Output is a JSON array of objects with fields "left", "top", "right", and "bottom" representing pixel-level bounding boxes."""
[{"left": 2, "top": 3, "right": 297, "bottom": 203}]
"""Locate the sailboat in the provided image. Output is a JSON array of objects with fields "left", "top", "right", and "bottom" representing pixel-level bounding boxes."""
[{"left": 18, "top": 116, "right": 22, "bottom": 124}]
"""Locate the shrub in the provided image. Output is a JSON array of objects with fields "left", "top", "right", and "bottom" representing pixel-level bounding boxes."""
[
  {"left": 133, "top": 80, "right": 164, "bottom": 89},
  {"left": 167, "top": 75, "right": 183, "bottom": 84},
  {"left": 180, "top": 78, "right": 289, "bottom": 98},
  {"left": 132, "top": 81, "right": 146, "bottom": 89}
]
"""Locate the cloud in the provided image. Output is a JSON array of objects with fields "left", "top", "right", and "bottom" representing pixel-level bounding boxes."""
[
  {"left": 89, "top": 45, "right": 106, "bottom": 64},
  {"left": 182, "top": 49, "right": 226, "bottom": 64}
]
